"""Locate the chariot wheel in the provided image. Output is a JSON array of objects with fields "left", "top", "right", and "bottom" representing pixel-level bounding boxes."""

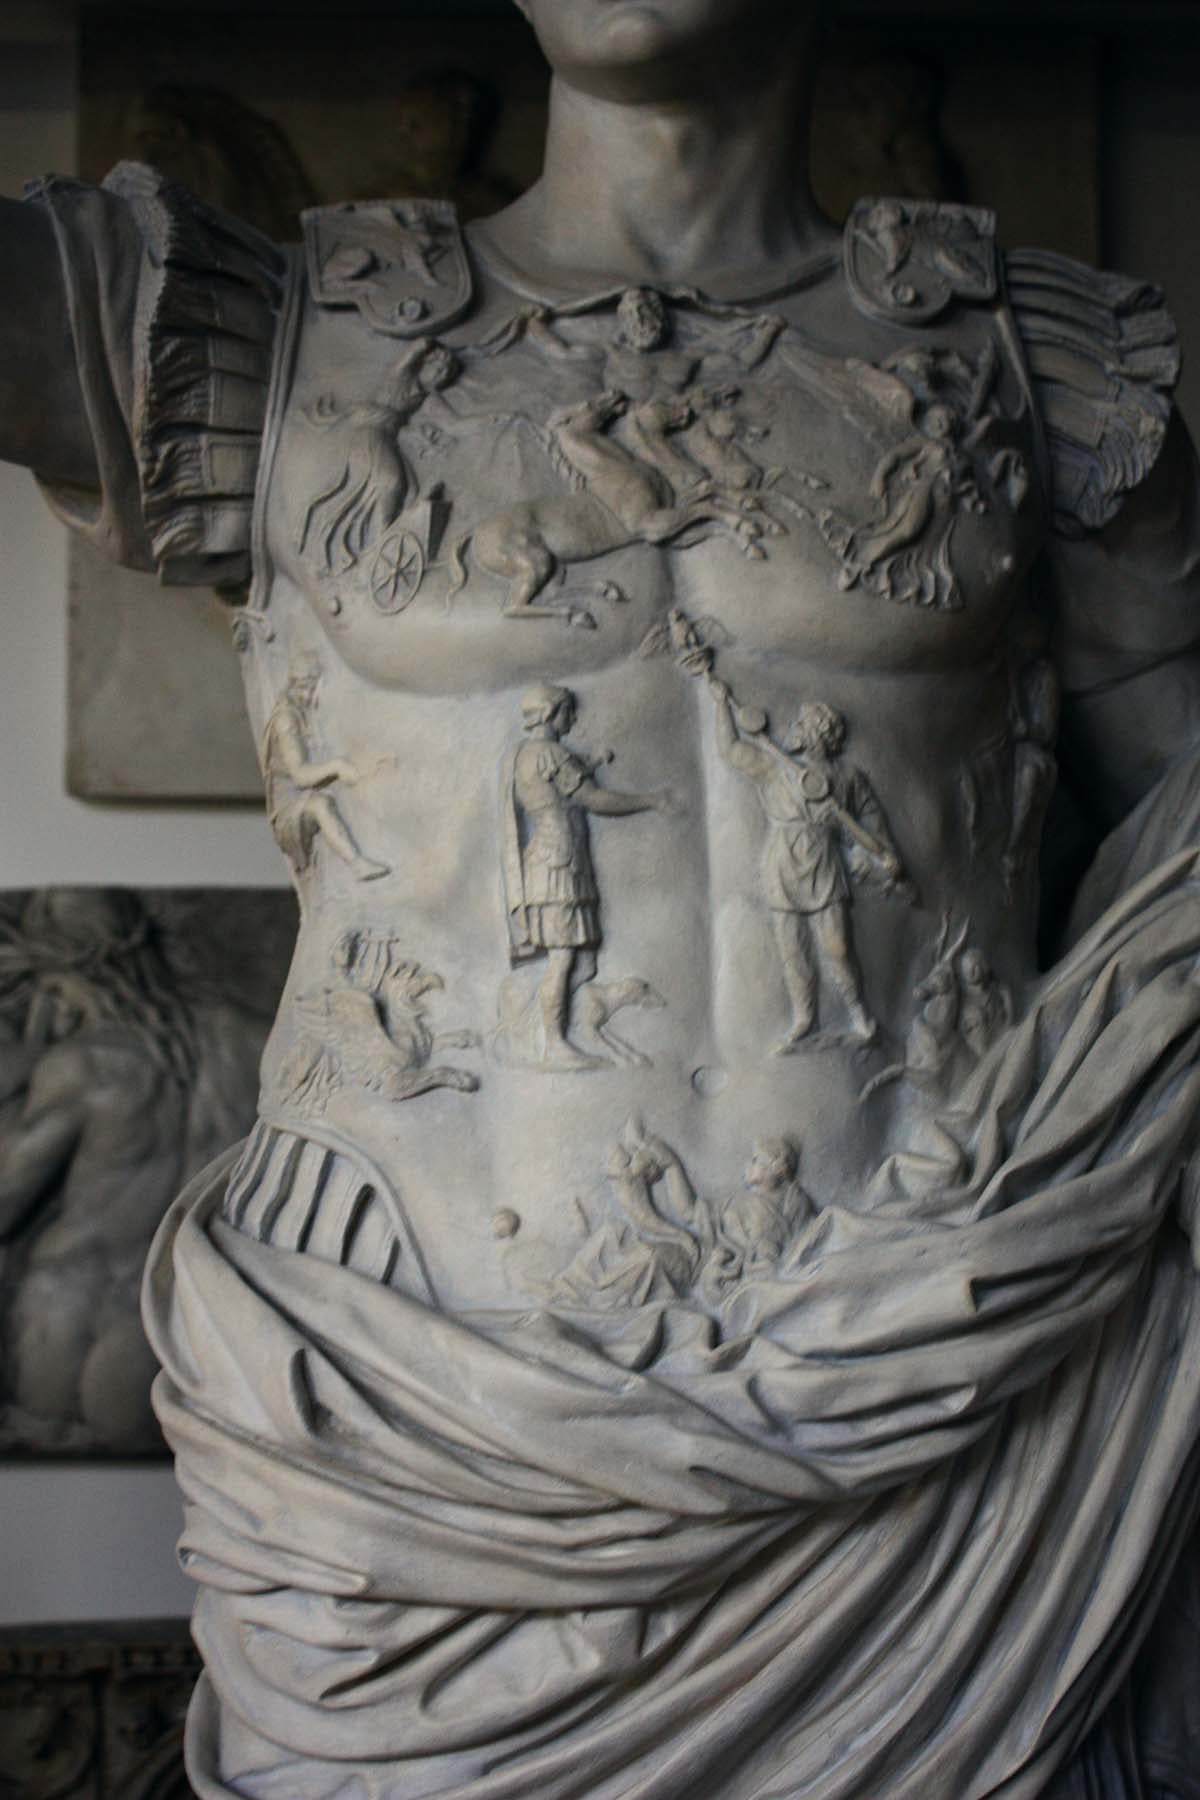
[{"left": 370, "top": 529, "right": 425, "bottom": 613}]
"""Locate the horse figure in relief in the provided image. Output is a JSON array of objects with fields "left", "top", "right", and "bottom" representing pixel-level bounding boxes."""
[{"left": 446, "top": 389, "right": 772, "bottom": 627}]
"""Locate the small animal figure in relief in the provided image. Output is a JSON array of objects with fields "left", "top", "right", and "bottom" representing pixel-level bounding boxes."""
[
  {"left": 262, "top": 661, "right": 390, "bottom": 884},
  {"left": 638, "top": 604, "right": 732, "bottom": 677},
  {"left": 702, "top": 674, "right": 914, "bottom": 1051},
  {"left": 281, "top": 929, "right": 479, "bottom": 1113},
  {"left": 446, "top": 387, "right": 770, "bottom": 629},
  {"left": 781, "top": 340, "right": 1017, "bottom": 611},
  {"left": 498, "top": 684, "right": 679, "bottom": 1072},
  {"left": 574, "top": 977, "right": 667, "bottom": 1068}
]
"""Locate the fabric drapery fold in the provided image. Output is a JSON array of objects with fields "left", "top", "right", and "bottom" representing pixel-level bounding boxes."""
[{"left": 145, "top": 821, "right": 1200, "bottom": 1798}]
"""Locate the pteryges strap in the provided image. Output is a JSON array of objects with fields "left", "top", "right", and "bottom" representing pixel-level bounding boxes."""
[{"left": 1006, "top": 245, "right": 1181, "bottom": 536}]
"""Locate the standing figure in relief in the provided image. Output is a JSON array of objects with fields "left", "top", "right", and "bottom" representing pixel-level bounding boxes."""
[
  {"left": 262, "top": 662, "right": 389, "bottom": 884},
  {"left": 707, "top": 677, "right": 910, "bottom": 1048},
  {"left": 501, "top": 683, "right": 675, "bottom": 1070}
]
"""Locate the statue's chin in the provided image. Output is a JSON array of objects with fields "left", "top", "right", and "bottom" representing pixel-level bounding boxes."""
[{"left": 593, "top": 5, "right": 675, "bottom": 61}]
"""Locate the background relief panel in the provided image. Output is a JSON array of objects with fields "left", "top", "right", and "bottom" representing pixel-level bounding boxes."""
[{"left": 0, "top": 887, "right": 296, "bottom": 1459}]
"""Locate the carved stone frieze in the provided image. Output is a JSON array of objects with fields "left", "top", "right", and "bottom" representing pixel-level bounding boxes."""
[
  {"left": 0, "top": 889, "right": 295, "bottom": 1459},
  {"left": 0, "top": 1621, "right": 197, "bottom": 1800}
]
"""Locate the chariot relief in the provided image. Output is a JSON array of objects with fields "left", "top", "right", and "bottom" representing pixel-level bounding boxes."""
[
  {"left": 497, "top": 684, "right": 676, "bottom": 1071},
  {"left": 447, "top": 385, "right": 772, "bottom": 628},
  {"left": 298, "top": 337, "right": 461, "bottom": 615},
  {"left": 262, "top": 662, "right": 389, "bottom": 883},
  {"left": 278, "top": 929, "right": 479, "bottom": 1113}
]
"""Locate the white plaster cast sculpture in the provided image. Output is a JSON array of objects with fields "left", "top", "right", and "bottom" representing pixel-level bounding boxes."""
[
  {"left": 2, "top": 2, "right": 1200, "bottom": 1794},
  {"left": 0, "top": 888, "right": 295, "bottom": 1458}
]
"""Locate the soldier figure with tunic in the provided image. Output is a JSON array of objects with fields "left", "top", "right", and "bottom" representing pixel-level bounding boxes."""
[{"left": 501, "top": 682, "right": 676, "bottom": 1069}]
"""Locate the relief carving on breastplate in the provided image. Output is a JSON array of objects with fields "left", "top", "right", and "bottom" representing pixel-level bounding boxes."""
[
  {"left": 496, "top": 683, "right": 679, "bottom": 1072},
  {"left": 781, "top": 339, "right": 1030, "bottom": 611},
  {"left": 703, "top": 675, "right": 915, "bottom": 1050},
  {"left": 440, "top": 289, "right": 803, "bottom": 629},
  {"left": 863, "top": 915, "right": 1013, "bottom": 1098},
  {"left": 646, "top": 614, "right": 917, "bottom": 1053},
  {"left": 552, "top": 1115, "right": 820, "bottom": 1313},
  {"left": 277, "top": 928, "right": 479, "bottom": 1112},
  {"left": 958, "top": 636, "right": 1061, "bottom": 900},
  {"left": 262, "top": 660, "right": 390, "bottom": 883},
  {"left": 298, "top": 337, "right": 461, "bottom": 617}
]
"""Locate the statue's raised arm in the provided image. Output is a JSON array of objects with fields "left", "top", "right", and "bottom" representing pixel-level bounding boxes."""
[{"left": 3, "top": 165, "right": 284, "bottom": 591}]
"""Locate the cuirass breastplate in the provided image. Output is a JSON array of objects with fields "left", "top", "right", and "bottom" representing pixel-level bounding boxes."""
[{"left": 232, "top": 213, "right": 1047, "bottom": 1311}]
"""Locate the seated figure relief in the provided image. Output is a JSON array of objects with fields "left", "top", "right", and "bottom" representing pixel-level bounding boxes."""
[{"left": 3, "top": 1, "right": 1200, "bottom": 1795}]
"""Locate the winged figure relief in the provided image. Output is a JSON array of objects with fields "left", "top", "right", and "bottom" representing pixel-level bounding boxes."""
[{"left": 780, "top": 339, "right": 1024, "bottom": 611}]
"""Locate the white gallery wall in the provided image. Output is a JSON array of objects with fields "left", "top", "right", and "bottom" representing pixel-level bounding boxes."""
[{"left": 0, "top": 10, "right": 1197, "bottom": 1627}]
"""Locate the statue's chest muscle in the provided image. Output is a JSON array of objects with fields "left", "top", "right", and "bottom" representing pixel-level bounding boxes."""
[{"left": 261, "top": 284, "right": 1042, "bottom": 696}]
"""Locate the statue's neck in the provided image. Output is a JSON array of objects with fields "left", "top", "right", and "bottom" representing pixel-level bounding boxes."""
[{"left": 479, "top": 58, "right": 836, "bottom": 300}]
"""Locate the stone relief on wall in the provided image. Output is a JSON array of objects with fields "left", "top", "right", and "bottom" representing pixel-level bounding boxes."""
[
  {"left": 0, "top": 889, "right": 295, "bottom": 1458},
  {"left": 0, "top": 1621, "right": 199, "bottom": 1800}
]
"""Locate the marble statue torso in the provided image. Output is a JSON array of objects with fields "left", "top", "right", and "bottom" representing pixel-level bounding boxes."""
[
  {"left": 23, "top": 162, "right": 1200, "bottom": 1800},
  {"left": 239, "top": 198, "right": 1046, "bottom": 1309}
]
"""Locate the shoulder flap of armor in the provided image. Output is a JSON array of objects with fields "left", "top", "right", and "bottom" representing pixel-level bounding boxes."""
[
  {"left": 303, "top": 198, "right": 473, "bottom": 338},
  {"left": 845, "top": 198, "right": 999, "bottom": 326},
  {"left": 1004, "top": 247, "right": 1180, "bottom": 535}
]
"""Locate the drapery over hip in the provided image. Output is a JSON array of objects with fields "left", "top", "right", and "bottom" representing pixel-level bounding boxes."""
[{"left": 144, "top": 841, "right": 1200, "bottom": 1799}]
